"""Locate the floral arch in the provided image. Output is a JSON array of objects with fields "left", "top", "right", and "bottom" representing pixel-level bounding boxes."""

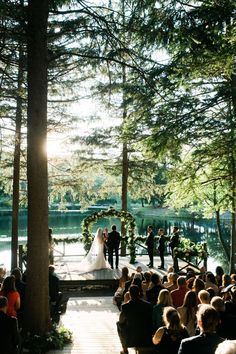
[{"left": 81, "top": 207, "right": 136, "bottom": 263}]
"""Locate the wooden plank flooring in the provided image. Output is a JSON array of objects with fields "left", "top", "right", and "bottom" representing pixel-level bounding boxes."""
[
  {"left": 47, "top": 256, "right": 204, "bottom": 354},
  {"left": 55, "top": 254, "right": 174, "bottom": 280},
  {"left": 54, "top": 254, "right": 201, "bottom": 283},
  {"left": 48, "top": 296, "right": 136, "bottom": 354}
]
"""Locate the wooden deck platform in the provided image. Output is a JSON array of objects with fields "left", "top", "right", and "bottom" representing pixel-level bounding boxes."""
[
  {"left": 48, "top": 296, "right": 133, "bottom": 354},
  {"left": 55, "top": 254, "right": 202, "bottom": 292}
]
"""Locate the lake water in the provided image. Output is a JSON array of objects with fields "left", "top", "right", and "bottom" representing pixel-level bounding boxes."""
[{"left": 0, "top": 209, "right": 230, "bottom": 272}]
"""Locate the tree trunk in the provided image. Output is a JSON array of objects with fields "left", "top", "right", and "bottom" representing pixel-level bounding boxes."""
[
  {"left": 229, "top": 73, "right": 236, "bottom": 273},
  {"left": 215, "top": 209, "right": 230, "bottom": 262},
  {"left": 24, "top": 0, "right": 50, "bottom": 334},
  {"left": 230, "top": 167, "right": 236, "bottom": 273},
  {"left": 120, "top": 0, "right": 128, "bottom": 255},
  {"left": 11, "top": 40, "right": 24, "bottom": 270},
  {"left": 120, "top": 39, "right": 128, "bottom": 255},
  {"left": 230, "top": 72, "right": 236, "bottom": 273}
]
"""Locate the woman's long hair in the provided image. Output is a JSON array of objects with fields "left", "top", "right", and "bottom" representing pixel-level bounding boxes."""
[
  {"left": 182, "top": 290, "right": 198, "bottom": 323},
  {"left": 1, "top": 275, "right": 16, "bottom": 295},
  {"left": 163, "top": 306, "right": 184, "bottom": 331},
  {"left": 157, "top": 289, "right": 173, "bottom": 306},
  {"left": 120, "top": 267, "right": 130, "bottom": 283}
]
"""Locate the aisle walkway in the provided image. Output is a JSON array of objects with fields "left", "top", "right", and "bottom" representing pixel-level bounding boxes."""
[{"left": 48, "top": 296, "right": 136, "bottom": 354}]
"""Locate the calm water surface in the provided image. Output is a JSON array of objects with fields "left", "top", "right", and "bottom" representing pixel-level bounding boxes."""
[{"left": 0, "top": 209, "right": 230, "bottom": 272}]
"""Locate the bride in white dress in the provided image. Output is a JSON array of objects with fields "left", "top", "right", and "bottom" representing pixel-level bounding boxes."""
[{"left": 78, "top": 227, "right": 111, "bottom": 272}]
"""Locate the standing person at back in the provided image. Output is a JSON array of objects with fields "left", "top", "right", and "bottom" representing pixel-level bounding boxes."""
[
  {"left": 146, "top": 225, "right": 154, "bottom": 268},
  {"left": 107, "top": 224, "right": 121, "bottom": 269},
  {"left": 169, "top": 226, "right": 180, "bottom": 272}
]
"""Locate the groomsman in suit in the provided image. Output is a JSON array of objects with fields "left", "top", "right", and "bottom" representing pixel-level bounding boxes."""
[
  {"left": 146, "top": 225, "right": 154, "bottom": 268},
  {"left": 169, "top": 226, "right": 180, "bottom": 272},
  {"left": 157, "top": 228, "right": 166, "bottom": 269},
  {"left": 107, "top": 224, "right": 121, "bottom": 269}
]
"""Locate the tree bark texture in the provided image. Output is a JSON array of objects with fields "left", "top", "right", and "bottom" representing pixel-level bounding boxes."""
[
  {"left": 11, "top": 37, "right": 24, "bottom": 269},
  {"left": 229, "top": 73, "right": 236, "bottom": 273},
  {"left": 24, "top": 0, "right": 50, "bottom": 334}
]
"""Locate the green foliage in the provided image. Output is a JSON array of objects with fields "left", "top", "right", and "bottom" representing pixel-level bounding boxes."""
[
  {"left": 81, "top": 207, "right": 137, "bottom": 263},
  {"left": 174, "top": 237, "right": 208, "bottom": 262},
  {"left": 23, "top": 325, "right": 73, "bottom": 354}
]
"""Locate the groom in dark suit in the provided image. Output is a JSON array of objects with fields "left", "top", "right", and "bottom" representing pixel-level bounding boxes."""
[{"left": 107, "top": 224, "right": 121, "bottom": 269}]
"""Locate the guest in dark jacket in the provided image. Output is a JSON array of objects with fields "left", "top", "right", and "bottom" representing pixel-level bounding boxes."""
[
  {"left": 49, "top": 265, "right": 60, "bottom": 303},
  {"left": 211, "top": 296, "right": 236, "bottom": 339},
  {"left": 0, "top": 296, "right": 19, "bottom": 354},
  {"left": 178, "top": 304, "right": 224, "bottom": 354},
  {"left": 146, "top": 273, "right": 164, "bottom": 306},
  {"left": 117, "top": 285, "right": 153, "bottom": 354}
]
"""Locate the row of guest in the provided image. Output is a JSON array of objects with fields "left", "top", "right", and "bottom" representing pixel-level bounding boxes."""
[
  {"left": 0, "top": 264, "right": 61, "bottom": 353},
  {"left": 117, "top": 284, "right": 228, "bottom": 354},
  {"left": 116, "top": 266, "right": 236, "bottom": 354}
]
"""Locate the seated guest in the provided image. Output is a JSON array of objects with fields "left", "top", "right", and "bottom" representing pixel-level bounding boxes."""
[
  {"left": 152, "top": 306, "right": 188, "bottom": 354},
  {"left": 225, "top": 286, "right": 236, "bottom": 316},
  {"left": 219, "top": 274, "right": 232, "bottom": 294},
  {"left": 215, "top": 266, "right": 224, "bottom": 287},
  {"left": 0, "top": 296, "right": 19, "bottom": 354},
  {"left": 123, "top": 274, "right": 143, "bottom": 303},
  {"left": 162, "top": 266, "right": 174, "bottom": 284},
  {"left": 0, "top": 275, "right": 20, "bottom": 317},
  {"left": 49, "top": 265, "right": 59, "bottom": 303},
  {"left": 113, "top": 267, "right": 130, "bottom": 310},
  {"left": 177, "top": 290, "right": 198, "bottom": 336},
  {"left": 211, "top": 296, "right": 236, "bottom": 339},
  {"left": 0, "top": 266, "right": 6, "bottom": 285},
  {"left": 215, "top": 340, "right": 236, "bottom": 354},
  {"left": 146, "top": 273, "right": 164, "bottom": 306},
  {"left": 11, "top": 268, "right": 25, "bottom": 305},
  {"left": 49, "top": 265, "right": 61, "bottom": 317},
  {"left": 178, "top": 304, "right": 224, "bottom": 354},
  {"left": 11, "top": 268, "right": 26, "bottom": 327},
  {"left": 117, "top": 285, "right": 153, "bottom": 354},
  {"left": 205, "top": 272, "right": 219, "bottom": 295},
  {"left": 142, "top": 271, "right": 152, "bottom": 300},
  {"left": 198, "top": 290, "right": 210, "bottom": 306},
  {"left": 207, "top": 287, "right": 216, "bottom": 300},
  {"left": 185, "top": 268, "right": 196, "bottom": 290},
  {"left": 171, "top": 276, "right": 189, "bottom": 308},
  {"left": 164, "top": 272, "right": 178, "bottom": 292},
  {"left": 135, "top": 266, "right": 144, "bottom": 280},
  {"left": 123, "top": 273, "right": 135, "bottom": 299},
  {"left": 192, "top": 278, "right": 205, "bottom": 301},
  {"left": 152, "top": 289, "right": 173, "bottom": 331}
]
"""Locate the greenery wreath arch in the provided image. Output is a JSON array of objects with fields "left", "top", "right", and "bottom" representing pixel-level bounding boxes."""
[{"left": 81, "top": 207, "right": 137, "bottom": 263}]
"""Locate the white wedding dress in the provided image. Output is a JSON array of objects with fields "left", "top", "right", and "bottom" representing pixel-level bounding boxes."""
[{"left": 77, "top": 228, "right": 111, "bottom": 273}]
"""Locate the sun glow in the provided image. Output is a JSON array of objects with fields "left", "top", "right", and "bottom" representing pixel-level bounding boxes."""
[{"left": 47, "top": 135, "right": 69, "bottom": 158}]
